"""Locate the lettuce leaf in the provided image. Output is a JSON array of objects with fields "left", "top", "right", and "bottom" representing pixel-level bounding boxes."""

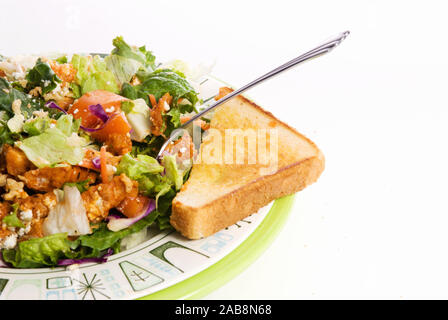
[
  {"left": 62, "top": 179, "right": 90, "bottom": 193},
  {"left": 121, "top": 99, "right": 152, "bottom": 142},
  {"left": 116, "top": 153, "right": 164, "bottom": 178},
  {"left": 105, "top": 54, "right": 142, "bottom": 85},
  {"left": 115, "top": 153, "right": 180, "bottom": 230},
  {"left": 55, "top": 114, "right": 81, "bottom": 136},
  {"left": 162, "top": 155, "right": 183, "bottom": 191},
  {"left": 75, "top": 211, "right": 159, "bottom": 252},
  {"left": 25, "top": 59, "right": 61, "bottom": 95},
  {"left": 136, "top": 69, "right": 198, "bottom": 106},
  {"left": 17, "top": 115, "right": 86, "bottom": 168},
  {"left": 115, "top": 153, "right": 170, "bottom": 197},
  {"left": 3, "top": 204, "right": 24, "bottom": 228},
  {"left": 0, "top": 78, "right": 45, "bottom": 119},
  {"left": 23, "top": 117, "right": 51, "bottom": 136},
  {"left": 120, "top": 68, "right": 198, "bottom": 141},
  {"left": 2, "top": 233, "right": 74, "bottom": 268},
  {"left": 2, "top": 211, "right": 160, "bottom": 268},
  {"left": 71, "top": 54, "right": 119, "bottom": 97},
  {"left": 111, "top": 36, "right": 156, "bottom": 70}
]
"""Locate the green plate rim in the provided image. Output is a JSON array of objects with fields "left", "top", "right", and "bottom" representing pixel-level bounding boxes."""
[{"left": 137, "top": 194, "right": 295, "bottom": 300}]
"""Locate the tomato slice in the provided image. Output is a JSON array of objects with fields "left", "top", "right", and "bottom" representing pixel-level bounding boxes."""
[
  {"left": 68, "top": 90, "right": 128, "bottom": 127},
  {"left": 90, "top": 112, "right": 132, "bottom": 141},
  {"left": 117, "top": 195, "right": 150, "bottom": 218}
]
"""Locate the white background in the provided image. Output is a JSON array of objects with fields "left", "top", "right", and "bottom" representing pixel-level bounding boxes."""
[{"left": 2, "top": 0, "right": 448, "bottom": 299}]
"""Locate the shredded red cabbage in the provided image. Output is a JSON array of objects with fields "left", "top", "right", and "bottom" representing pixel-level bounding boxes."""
[
  {"left": 91, "top": 156, "right": 101, "bottom": 169},
  {"left": 78, "top": 104, "right": 110, "bottom": 132},
  {"left": 45, "top": 101, "right": 67, "bottom": 114},
  {"left": 105, "top": 213, "right": 123, "bottom": 221},
  {"left": 107, "top": 199, "right": 156, "bottom": 232},
  {"left": 89, "top": 104, "right": 109, "bottom": 123},
  {"left": 57, "top": 248, "right": 114, "bottom": 266},
  {"left": 80, "top": 124, "right": 106, "bottom": 132}
]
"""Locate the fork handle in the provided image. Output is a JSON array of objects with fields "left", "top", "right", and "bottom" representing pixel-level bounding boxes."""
[{"left": 181, "top": 30, "right": 350, "bottom": 128}]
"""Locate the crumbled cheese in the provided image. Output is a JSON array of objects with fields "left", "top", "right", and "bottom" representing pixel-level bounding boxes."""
[
  {"left": 17, "top": 228, "right": 25, "bottom": 237},
  {"left": 73, "top": 108, "right": 79, "bottom": 114},
  {"left": 105, "top": 106, "right": 115, "bottom": 113},
  {"left": 20, "top": 210, "right": 33, "bottom": 222},
  {"left": 163, "top": 101, "right": 170, "bottom": 111},
  {"left": 43, "top": 195, "right": 57, "bottom": 208},
  {"left": 17, "top": 223, "right": 32, "bottom": 237},
  {"left": 2, "top": 234, "right": 17, "bottom": 249},
  {"left": 43, "top": 82, "right": 73, "bottom": 103},
  {"left": 0, "top": 57, "right": 28, "bottom": 81}
]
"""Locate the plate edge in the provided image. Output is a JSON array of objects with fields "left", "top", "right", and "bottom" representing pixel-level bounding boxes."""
[{"left": 137, "top": 194, "right": 296, "bottom": 300}]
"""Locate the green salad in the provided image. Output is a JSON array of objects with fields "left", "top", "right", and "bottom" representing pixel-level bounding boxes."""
[{"left": 0, "top": 37, "right": 208, "bottom": 268}]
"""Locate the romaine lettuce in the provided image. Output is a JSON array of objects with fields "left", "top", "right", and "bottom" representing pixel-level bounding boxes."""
[
  {"left": 3, "top": 204, "right": 24, "bottom": 228},
  {"left": 17, "top": 115, "right": 87, "bottom": 168},
  {"left": 2, "top": 233, "right": 74, "bottom": 268},
  {"left": 121, "top": 99, "right": 151, "bottom": 142},
  {"left": 116, "top": 153, "right": 164, "bottom": 178},
  {"left": 136, "top": 69, "right": 199, "bottom": 106},
  {"left": 0, "top": 78, "right": 45, "bottom": 119},
  {"left": 105, "top": 54, "right": 142, "bottom": 85},
  {"left": 111, "top": 36, "right": 156, "bottom": 70},
  {"left": 55, "top": 113, "right": 81, "bottom": 136},
  {"left": 75, "top": 212, "right": 159, "bottom": 252},
  {"left": 71, "top": 54, "right": 119, "bottom": 97},
  {"left": 2, "top": 211, "right": 160, "bottom": 268},
  {"left": 25, "top": 59, "right": 61, "bottom": 95},
  {"left": 162, "top": 155, "right": 183, "bottom": 191},
  {"left": 23, "top": 117, "right": 51, "bottom": 136}
]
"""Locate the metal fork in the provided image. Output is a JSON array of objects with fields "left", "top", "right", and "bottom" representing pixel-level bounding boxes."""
[{"left": 157, "top": 30, "right": 350, "bottom": 159}]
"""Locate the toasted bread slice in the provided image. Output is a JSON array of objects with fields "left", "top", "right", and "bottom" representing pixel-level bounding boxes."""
[{"left": 170, "top": 87, "right": 325, "bottom": 239}]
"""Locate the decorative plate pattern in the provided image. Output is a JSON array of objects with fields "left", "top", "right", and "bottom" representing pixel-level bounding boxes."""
[{"left": 0, "top": 202, "right": 273, "bottom": 300}]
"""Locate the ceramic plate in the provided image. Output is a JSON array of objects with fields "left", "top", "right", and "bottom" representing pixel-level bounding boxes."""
[{"left": 0, "top": 75, "right": 295, "bottom": 300}]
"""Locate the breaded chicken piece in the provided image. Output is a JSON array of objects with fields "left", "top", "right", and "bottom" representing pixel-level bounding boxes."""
[
  {"left": 0, "top": 201, "right": 11, "bottom": 221},
  {"left": 3, "top": 144, "right": 35, "bottom": 176},
  {"left": 0, "top": 202, "right": 13, "bottom": 242},
  {"left": 18, "top": 192, "right": 57, "bottom": 220},
  {"left": 21, "top": 165, "right": 97, "bottom": 192},
  {"left": 79, "top": 148, "right": 121, "bottom": 171},
  {"left": 103, "top": 133, "right": 133, "bottom": 156},
  {"left": 82, "top": 173, "right": 138, "bottom": 223}
]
